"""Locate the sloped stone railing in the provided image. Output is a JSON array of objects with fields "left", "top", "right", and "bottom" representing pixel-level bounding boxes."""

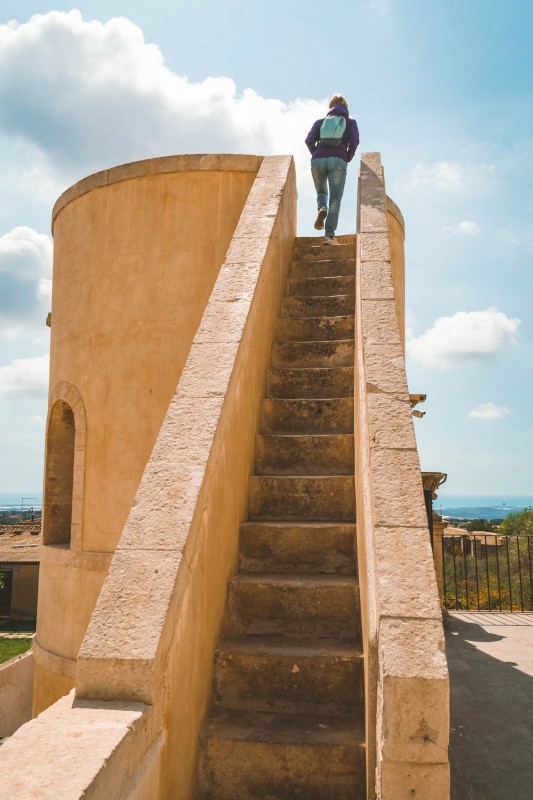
[{"left": 355, "top": 152, "right": 450, "bottom": 798}]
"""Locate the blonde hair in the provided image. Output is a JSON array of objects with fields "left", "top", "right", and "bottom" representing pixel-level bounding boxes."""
[{"left": 329, "top": 94, "right": 348, "bottom": 109}]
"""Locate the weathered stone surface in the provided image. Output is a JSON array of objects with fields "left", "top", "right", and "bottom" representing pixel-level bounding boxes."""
[
  {"left": 289, "top": 258, "right": 355, "bottom": 279},
  {"left": 360, "top": 232, "right": 391, "bottom": 262},
  {"left": 379, "top": 618, "right": 449, "bottom": 764},
  {"left": 276, "top": 315, "right": 354, "bottom": 342},
  {"left": 374, "top": 527, "right": 442, "bottom": 619},
  {"left": 293, "top": 243, "right": 355, "bottom": 262},
  {"left": 287, "top": 275, "right": 354, "bottom": 297},
  {"left": 364, "top": 342, "right": 409, "bottom": 395},
  {"left": 198, "top": 710, "right": 365, "bottom": 800},
  {"left": 359, "top": 259, "right": 395, "bottom": 300},
  {"left": 260, "top": 397, "right": 354, "bottom": 434},
  {"left": 370, "top": 447, "right": 427, "bottom": 529},
  {"left": 272, "top": 339, "right": 355, "bottom": 368},
  {"left": 213, "top": 636, "right": 363, "bottom": 715},
  {"left": 266, "top": 366, "right": 354, "bottom": 398},
  {"left": 239, "top": 522, "right": 356, "bottom": 575},
  {"left": 366, "top": 393, "right": 416, "bottom": 449},
  {"left": 227, "top": 573, "right": 360, "bottom": 638},
  {"left": 0, "top": 692, "right": 157, "bottom": 800},
  {"left": 249, "top": 475, "right": 356, "bottom": 521},
  {"left": 256, "top": 433, "right": 354, "bottom": 475},
  {"left": 380, "top": 761, "right": 450, "bottom": 800},
  {"left": 282, "top": 293, "right": 355, "bottom": 318},
  {"left": 361, "top": 299, "right": 402, "bottom": 347}
]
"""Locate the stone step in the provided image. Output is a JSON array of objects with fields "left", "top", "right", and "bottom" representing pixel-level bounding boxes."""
[
  {"left": 296, "top": 234, "right": 356, "bottom": 246},
  {"left": 197, "top": 709, "right": 365, "bottom": 800},
  {"left": 213, "top": 636, "right": 364, "bottom": 716},
  {"left": 266, "top": 367, "right": 354, "bottom": 399},
  {"left": 289, "top": 258, "right": 355, "bottom": 279},
  {"left": 272, "top": 339, "right": 354, "bottom": 368},
  {"left": 287, "top": 275, "right": 354, "bottom": 298},
  {"left": 227, "top": 573, "right": 360, "bottom": 639},
  {"left": 260, "top": 398, "right": 354, "bottom": 435},
  {"left": 282, "top": 294, "right": 354, "bottom": 318},
  {"left": 249, "top": 475, "right": 355, "bottom": 521},
  {"left": 293, "top": 243, "right": 355, "bottom": 262},
  {"left": 240, "top": 521, "right": 356, "bottom": 575},
  {"left": 256, "top": 434, "right": 354, "bottom": 475},
  {"left": 276, "top": 315, "right": 354, "bottom": 342}
]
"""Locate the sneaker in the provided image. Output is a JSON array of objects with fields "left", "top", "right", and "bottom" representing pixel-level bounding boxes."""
[
  {"left": 314, "top": 206, "right": 327, "bottom": 230},
  {"left": 324, "top": 236, "right": 339, "bottom": 245}
]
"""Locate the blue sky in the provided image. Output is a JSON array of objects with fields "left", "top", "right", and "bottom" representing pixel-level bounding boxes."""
[{"left": 0, "top": 0, "right": 532, "bottom": 498}]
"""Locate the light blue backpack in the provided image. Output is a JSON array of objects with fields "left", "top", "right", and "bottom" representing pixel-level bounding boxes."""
[{"left": 319, "top": 115, "right": 347, "bottom": 146}]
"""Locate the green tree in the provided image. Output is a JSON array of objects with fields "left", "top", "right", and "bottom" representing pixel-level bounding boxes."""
[
  {"left": 0, "top": 572, "right": 4, "bottom": 590},
  {"left": 498, "top": 508, "right": 533, "bottom": 537},
  {"left": 466, "top": 518, "right": 495, "bottom": 532}
]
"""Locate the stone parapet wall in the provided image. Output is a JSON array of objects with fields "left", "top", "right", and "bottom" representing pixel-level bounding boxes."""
[
  {"left": 0, "top": 651, "right": 34, "bottom": 737},
  {"left": 355, "top": 152, "right": 450, "bottom": 798}
]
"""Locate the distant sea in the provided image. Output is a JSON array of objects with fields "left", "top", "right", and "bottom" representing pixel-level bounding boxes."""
[
  {"left": 0, "top": 491, "right": 42, "bottom": 508},
  {"left": 435, "top": 495, "right": 533, "bottom": 521}
]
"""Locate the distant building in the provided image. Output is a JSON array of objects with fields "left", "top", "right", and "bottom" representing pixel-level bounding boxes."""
[{"left": 0, "top": 522, "right": 40, "bottom": 620}]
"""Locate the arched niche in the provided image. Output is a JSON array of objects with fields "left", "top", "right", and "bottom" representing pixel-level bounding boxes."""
[{"left": 42, "top": 383, "right": 86, "bottom": 550}]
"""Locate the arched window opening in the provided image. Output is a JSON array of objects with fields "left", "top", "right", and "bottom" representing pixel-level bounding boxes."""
[{"left": 43, "top": 400, "right": 75, "bottom": 546}]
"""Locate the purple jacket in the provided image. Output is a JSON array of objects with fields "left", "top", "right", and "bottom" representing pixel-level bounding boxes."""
[{"left": 305, "top": 104, "right": 359, "bottom": 163}]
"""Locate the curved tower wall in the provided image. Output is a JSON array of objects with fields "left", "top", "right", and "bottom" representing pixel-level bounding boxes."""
[{"left": 34, "top": 155, "right": 261, "bottom": 713}]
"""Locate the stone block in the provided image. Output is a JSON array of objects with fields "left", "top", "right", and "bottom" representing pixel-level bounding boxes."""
[
  {"left": 77, "top": 550, "right": 182, "bottom": 703},
  {"left": 361, "top": 299, "right": 401, "bottom": 346},
  {"left": 374, "top": 526, "right": 442, "bottom": 619},
  {"left": 178, "top": 341, "right": 240, "bottom": 397},
  {"left": 360, "top": 259, "right": 395, "bottom": 300},
  {"left": 364, "top": 343, "right": 408, "bottom": 395},
  {"left": 370, "top": 447, "right": 427, "bottom": 528},
  {"left": 360, "top": 232, "right": 391, "bottom": 262},
  {"left": 380, "top": 761, "right": 450, "bottom": 799},
  {"left": 379, "top": 618, "right": 449, "bottom": 764},
  {"left": 366, "top": 394, "right": 416, "bottom": 449}
]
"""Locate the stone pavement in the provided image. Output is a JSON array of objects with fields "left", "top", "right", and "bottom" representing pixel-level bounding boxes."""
[{"left": 445, "top": 611, "right": 533, "bottom": 799}]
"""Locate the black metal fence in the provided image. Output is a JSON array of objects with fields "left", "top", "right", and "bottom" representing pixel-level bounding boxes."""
[{"left": 442, "top": 534, "right": 533, "bottom": 612}]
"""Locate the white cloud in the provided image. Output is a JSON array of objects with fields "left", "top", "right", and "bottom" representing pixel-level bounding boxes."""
[
  {"left": 403, "top": 161, "right": 464, "bottom": 192},
  {"left": 0, "top": 353, "right": 49, "bottom": 396},
  {"left": 469, "top": 403, "right": 511, "bottom": 420},
  {"left": 407, "top": 307, "right": 520, "bottom": 369},
  {"left": 0, "top": 11, "right": 325, "bottom": 187},
  {"left": 458, "top": 220, "right": 480, "bottom": 235},
  {"left": 441, "top": 220, "right": 481, "bottom": 235},
  {"left": 0, "top": 226, "right": 52, "bottom": 325}
]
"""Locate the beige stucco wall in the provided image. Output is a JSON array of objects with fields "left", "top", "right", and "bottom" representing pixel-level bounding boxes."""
[
  {"left": 0, "top": 651, "right": 34, "bottom": 737},
  {"left": 35, "top": 155, "right": 261, "bottom": 713}
]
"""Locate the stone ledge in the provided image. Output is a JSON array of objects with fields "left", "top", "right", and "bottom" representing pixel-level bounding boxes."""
[
  {"left": 0, "top": 692, "right": 158, "bottom": 800},
  {"left": 52, "top": 153, "right": 264, "bottom": 229}
]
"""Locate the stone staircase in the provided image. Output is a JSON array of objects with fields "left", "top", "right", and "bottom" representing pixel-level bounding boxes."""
[{"left": 197, "top": 237, "right": 365, "bottom": 800}]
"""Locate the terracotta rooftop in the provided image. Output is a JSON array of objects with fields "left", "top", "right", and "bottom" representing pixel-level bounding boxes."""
[{"left": 0, "top": 523, "right": 41, "bottom": 564}]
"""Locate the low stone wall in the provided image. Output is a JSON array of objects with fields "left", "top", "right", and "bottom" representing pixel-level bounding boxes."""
[
  {"left": 0, "top": 155, "right": 296, "bottom": 799},
  {"left": 0, "top": 692, "right": 159, "bottom": 799},
  {"left": 0, "top": 650, "right": 34, "bottom": 737},
  {"left": 355, "top": 152, "right": 450, "bottom": 798}
]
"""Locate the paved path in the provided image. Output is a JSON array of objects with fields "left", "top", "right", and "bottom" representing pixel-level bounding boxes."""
[{"left": 446, "top": 611, "right": 533, "bottom": 799}]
